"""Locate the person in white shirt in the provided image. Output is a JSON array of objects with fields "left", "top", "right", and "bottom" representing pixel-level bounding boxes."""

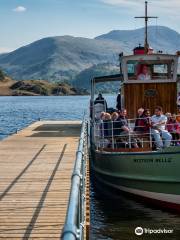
[
  {"left": 151, "top": 106, "right": 172, "bottom": 149},
  {"left": 137, "top": 65, "right": 151, "bottom": 81}
]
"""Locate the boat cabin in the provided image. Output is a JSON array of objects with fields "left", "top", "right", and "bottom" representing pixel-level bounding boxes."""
[
  {"left": 91, "top": 51, "right": 179, "bottom": 119},
  {"left": 120, "top": 52, "right": 179, "bottom": 118}
]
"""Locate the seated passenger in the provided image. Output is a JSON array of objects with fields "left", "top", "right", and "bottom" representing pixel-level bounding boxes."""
[
  {"left": 94, "top": 103, "right": 105, "bottom": 120},
  {"left": 134, "top": 108, "right": 144, "bottom": 133},
  {"left": 118, "top": 109, "right": 138, "bottom": 148},
  {"left": 166, "top": 113, "right": 180, "bottom": 145},
  {"left": 138, "top": 108, "right": 144, "bottom": 117},
  {"left": 151, "top": 106, "right": 172, "bottom": 149},
  {"left": 176, "top": 108, "right": 180, "bottom": 123},
  {"left": 173, "top": 114, "right": 180, "bottom": 145},
  {"left": 96, "top": 112, "right": 106, "bottom": 138},
  {"left": 176, "top": 92, "right": 180, "bottom": 110},
  {"left": 137, "top": 65, "right": 151, "bottom": 81},
  {"left": 99, "top": 112, "right": 106, "bottom": 121},
  {"left": 103, "top": 113, "right": 112, "bottom": 138},
  {"left": 111, "top": 112, "right": 120, "bottom": 137},
  {"left": 98, "top": 112, "right": 112, "bottom": 148},
  {"left": 142, "top": 109, "right": 152, "bottom": 132},
  {"left": 134, "top": 109, "right": 151, "bottom": 134},
  {"left": 166, "top": 112, "right": 173, "bottom": 131}
]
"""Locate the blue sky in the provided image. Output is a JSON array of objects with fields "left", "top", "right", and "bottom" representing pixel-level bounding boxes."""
[{"left": 1, "top": 0, "right": 180, "bottom": 53}]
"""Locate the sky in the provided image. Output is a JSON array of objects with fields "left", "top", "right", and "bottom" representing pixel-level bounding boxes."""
[{"left": 0, "top": 0, "right": 180, "bottom": 53}]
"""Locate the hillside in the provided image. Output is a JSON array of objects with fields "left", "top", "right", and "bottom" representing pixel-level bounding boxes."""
[
  {"left": 0, "top": 69, "right": 86, "bottom": 96},
  {"left": 72, "top": 63, "right": 119, "bottom": 92},
  {"left": 0, "top": 69, "right": 15, "bottom": 95},
  {"left": 0, "top": 36, "right": 122, "bottom": 81},
  {"left": 10, "top": 80, "right": 86, "bottom": 96},
  {"left": 0, "top": 26, "right": 180, "bottom": 89}
]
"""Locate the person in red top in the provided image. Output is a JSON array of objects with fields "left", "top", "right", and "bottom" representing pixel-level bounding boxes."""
[
  {"left": 166, "top": 113, "right": 180, "bottom": 145},
  {"left": 176, "top": 108, "right": 180, "bottom": 123},
  {"left": 134, "top": 109, "right": 151, "bottom": 134}
]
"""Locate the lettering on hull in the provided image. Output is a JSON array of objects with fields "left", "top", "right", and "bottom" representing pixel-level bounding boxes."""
[{"left": 134, "top": 158, "right": 172, "bottom": 163}]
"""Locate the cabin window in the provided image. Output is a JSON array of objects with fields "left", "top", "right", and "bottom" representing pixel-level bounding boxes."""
[
  {"left": 178, "top": 58, "right": 180, "bottom": 74},
  {"left": 127, "top": 60, "right": 174, "bottom": 81},
  {"left": 152, "top": 64, "right": 172, "bottom": 79},
  {"left": 127, "top": 61, "right": 137, "bottom": 80}
]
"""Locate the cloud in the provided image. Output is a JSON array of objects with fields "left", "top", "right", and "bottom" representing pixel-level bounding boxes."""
[
  {"left": 100, "top": 0, "right": 180, "bottom": 17},
  {"left": 98, "top": 0, "right": 180, "bottom": 33},
  {"left": 13, "top": 6, "right": 27, "bottom": 13},
  {"left": 100, "top": 0, "right": 149, "bottom": 9},
  {"left": 100, "top": 0, "right": 180, "bottom": 9},
  {"left": 101, "top": 0, "right": 139, "bottom": 6}
]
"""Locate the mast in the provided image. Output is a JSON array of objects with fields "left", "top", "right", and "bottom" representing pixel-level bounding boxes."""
[{"left": 135, "top": 1, "right": 158, "bottom": 54}]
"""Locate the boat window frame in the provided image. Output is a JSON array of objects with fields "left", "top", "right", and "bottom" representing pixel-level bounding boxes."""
[{"left": 121, "top": 54, "right": 179, "bottom": 83}]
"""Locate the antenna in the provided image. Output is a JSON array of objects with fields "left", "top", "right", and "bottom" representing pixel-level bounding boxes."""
[{"left": 135, "top": 1, "right": 158, "bottom": 54}]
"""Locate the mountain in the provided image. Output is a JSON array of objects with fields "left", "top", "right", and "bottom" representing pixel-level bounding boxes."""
[
  {"left": 96, "top": 26, "right": 180, "bottom": 53},
  {"left": 0, "top": 36, "right": 122, "bottom": 81},
  {"left": 72, "top": 63, "right": 119, "bottom": 92},
  {"left": 0, "top": 26, "right": 180, "bottom": 88}
]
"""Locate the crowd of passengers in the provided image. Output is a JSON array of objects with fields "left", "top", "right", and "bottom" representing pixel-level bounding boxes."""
[{"left": 94, "top": 101, "right": 180, "bottom": 150}]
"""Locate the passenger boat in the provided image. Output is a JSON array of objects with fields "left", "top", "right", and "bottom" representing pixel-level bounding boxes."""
[{"left": 90, "top": 2, "right": 180, "bottom": 211}]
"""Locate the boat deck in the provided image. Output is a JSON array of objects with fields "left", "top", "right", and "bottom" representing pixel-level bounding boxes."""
[{"left": 0, "top": 120, "right": 81, "bottom": 239}]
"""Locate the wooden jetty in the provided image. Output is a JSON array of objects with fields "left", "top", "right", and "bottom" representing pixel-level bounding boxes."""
[{"left": 0, "top": 120, "right": 88, "bottom": 239}]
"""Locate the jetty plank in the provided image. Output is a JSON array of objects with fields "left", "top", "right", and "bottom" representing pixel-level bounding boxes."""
[{"left": 0, "top": 121, "right": 81, "bottom": 239}]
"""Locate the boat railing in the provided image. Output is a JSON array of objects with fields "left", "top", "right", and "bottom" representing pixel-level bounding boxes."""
[{"left": 92, "top": 118, "right": 180, "bottom": 151}]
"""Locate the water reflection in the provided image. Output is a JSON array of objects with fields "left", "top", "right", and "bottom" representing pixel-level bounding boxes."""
[{"left": 90, "top": 174, "right": 180, "bottom": 240}]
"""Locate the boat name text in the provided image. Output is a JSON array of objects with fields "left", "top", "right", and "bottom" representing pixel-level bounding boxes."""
[{"left": 134, "top": 158, "right": 172, "bottom": 163}]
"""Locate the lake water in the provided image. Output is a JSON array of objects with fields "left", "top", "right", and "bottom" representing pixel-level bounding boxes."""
[
  {"left": 0, "top": 96, "right": 180, "bottom": 240},
  {"left": 0, "top": 96, "right": 90, "bottom": 139}
]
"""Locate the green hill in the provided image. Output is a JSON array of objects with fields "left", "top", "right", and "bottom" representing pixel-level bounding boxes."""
[
  {"left": 0, "top": 69, "right": 86, "bottom": 96},
  {"left": 72, "top": 63, "right": 119, "bottom": 92}
]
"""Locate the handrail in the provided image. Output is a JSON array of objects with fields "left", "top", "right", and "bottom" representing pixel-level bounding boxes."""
[
  {"left": 61, "top": 119, "right": 88, "bottom": 240},
  {"left": 92, "top": 119, "right": 180, "bottom": 150},
  {"left": 94, "top": 115, "right": 180, "bottom": 122},
  {"left": 93, "top": 119, "right": 180, "bottom": 131}
]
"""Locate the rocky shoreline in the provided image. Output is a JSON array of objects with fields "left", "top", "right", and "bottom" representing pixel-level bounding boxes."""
[{"left": 0, "top": 71, "right": 89, "bottom": 96}]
